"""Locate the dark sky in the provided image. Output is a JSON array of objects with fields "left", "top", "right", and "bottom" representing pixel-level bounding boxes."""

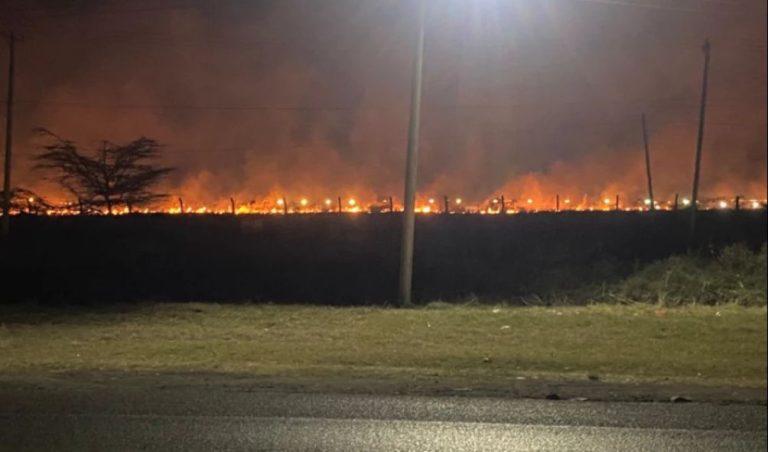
[{"left": 1, "top": 0, "right": 766, "bottom": 207}]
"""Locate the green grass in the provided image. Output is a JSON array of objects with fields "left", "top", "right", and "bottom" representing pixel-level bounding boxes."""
[
  {"left": 604, "top": 244, "right": 768, "bottom": 306},
  {"left": 0, "top": 303, "right": 765, "bottom": 387}
]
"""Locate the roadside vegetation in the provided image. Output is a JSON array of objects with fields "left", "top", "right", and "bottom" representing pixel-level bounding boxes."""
[
  {"left": 604, "top": 243, "right": 767, "bottom": 306},
  {"left": 528, "top": 243, "right": 768, "bottom": 307},
  {"left": 1, "top": 303, "right": 765, "bottom": 388}
]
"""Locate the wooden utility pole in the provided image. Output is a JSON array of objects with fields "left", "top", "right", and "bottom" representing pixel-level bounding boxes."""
[
  {"left": 641, "top": 113, "right": 654, "bottom": 211},
  {"left": 388, "top": 196, "right": 394, "bottom": 213},
  {"left": 443, "top": 195, "right": 449, "bottom": 214},
  {"left": 690, "top": 39, "right": 711, "bottom": 242},
  {"left": 674, "top": 193, "right": 679, "bottom": 211},
  {"left": 398, "top": 0, "right": 427, "bottom": 307},
  {"left": 556, "top": 194, "right": 560, "bottom": 212},
  {"left": 499, "top": 195, "right": 505, "bottom": 214},
  {"left": 2, "top": 33, "right": 15, "bottom": 237},
  {"left": 615, "top": 194, "right": 620, "bottom": 211},
  {"left": 178, "top": 197, "right": 184, "bottom": 213},
  {"left": 735, "top": 195, "right": 741, "bottom": 211},
  {"left": 230, "top": 197, "right": 235, "bottom": 214},
  {"left": 282, "top": 197, "right": 288, "bottom": 215},
  {"left": 337, "top": 196, "right": 342, "bottom": 213}
]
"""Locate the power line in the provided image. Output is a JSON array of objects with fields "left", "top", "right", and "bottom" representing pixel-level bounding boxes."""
[
  {"left": 563, "top": 0, "right": 749, "bottom": 14},
  {"left": 3, "top": 4, "right": 198, "bottom": 19},
  {"left": 12, "top": 97, "right": 763, "bottom": 112},
  {"left": 13, "top": 100, "right": 369, "bottom": 112}
]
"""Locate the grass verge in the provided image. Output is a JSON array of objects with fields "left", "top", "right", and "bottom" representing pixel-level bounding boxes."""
[{"left": 0, "top": 303, "right": 765, "bottom": 388}]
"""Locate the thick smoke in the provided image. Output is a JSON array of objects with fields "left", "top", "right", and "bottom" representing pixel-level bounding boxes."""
[{"left": 1, "top": 0, "right": 765, "bottom": 208}]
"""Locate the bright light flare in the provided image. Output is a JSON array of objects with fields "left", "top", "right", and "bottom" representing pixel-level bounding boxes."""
[
  {"left": 300, "top": 198, "right": 308, "bottom": 207},
  {"left": 348, "top": 198, "right": 356, "bottom": 206}
]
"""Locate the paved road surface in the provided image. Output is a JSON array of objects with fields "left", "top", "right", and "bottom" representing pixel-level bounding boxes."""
[{"left": 1, "top": 382, "right": 765, "bottom": 451}]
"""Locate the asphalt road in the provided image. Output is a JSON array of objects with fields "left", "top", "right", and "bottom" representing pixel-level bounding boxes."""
[{"left": 1, "top": 382, "right": 765, "bottom": 451}]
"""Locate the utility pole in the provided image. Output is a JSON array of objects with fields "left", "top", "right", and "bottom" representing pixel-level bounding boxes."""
[
  {"left": 690, "top": 39, "right": 711, "bottom": 242},
  {"left": 443, "top": 195, "right": 449, "bottom": 214},
  {"left": 556, "top": 194, "right": 560, "bottom": 212},
  {"left": 2, "top": 33, "right": 15, "bottom": 237},
  {"left": 398, "top": 0, "right": 426, "bottom": 307},
  {"left": 641, "top": 113, "right": 654, "bottom": 211}
]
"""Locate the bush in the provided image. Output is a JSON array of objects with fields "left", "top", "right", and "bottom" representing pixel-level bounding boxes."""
[{"left": 609, "top": 243, "right": 767, "bottom": 306}]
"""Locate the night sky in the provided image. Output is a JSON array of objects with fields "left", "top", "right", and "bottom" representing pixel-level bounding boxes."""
[{"left": 1, "top": 0, "right": 765, "bottom": 207}]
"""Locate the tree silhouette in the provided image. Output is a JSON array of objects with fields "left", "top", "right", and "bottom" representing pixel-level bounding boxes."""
[
  {"left": 0, "top": 187, "right": 52, "bottom": 213},
  {"left": 34, "top": 129, "right": 173, "bottom": 214}
]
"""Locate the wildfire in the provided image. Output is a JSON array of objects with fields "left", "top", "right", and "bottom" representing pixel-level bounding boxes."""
[{"left": 3, "top": 193, "right": 765, "bottom": 217}]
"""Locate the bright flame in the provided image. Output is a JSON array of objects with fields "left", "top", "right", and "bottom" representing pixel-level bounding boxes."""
[
  {"left": 300, "top": 198, "right": 308, "bottom": 207},
  {"left": 276, "top": 199, "right": 285, "bottom": 206},
  {"left": 643, "top": 198, "right": 652, "bottom": 206},
  {"left": 455, "top": 198, "right": 462, "bottom": 205},
  {"left": 718, "top": 200, "right": 728, "bottom": 209},
  {"left": 324, "top": 198, "right": 332, "bottom": 206},
  {"left": 752, "top": 200, "right": 761, "bottom": 209},
  {"left": 603, "top": 198, "right": 611, "bottom": 205},
  {"left": 428, "top": 198, "right": 435, "bottom": 204},
  {"left": 526, "top": 198, "right": 533, "bottom": 204},
  {"left": 348, "top": 198, "right": 356, "bottom": 206},
  {"left": 682, "top": 198, "right": 691, "bottom": 206}
]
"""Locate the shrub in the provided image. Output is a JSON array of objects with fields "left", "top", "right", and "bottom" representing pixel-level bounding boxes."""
[{"left": 608, "top": 243, "right": 767, "bottom": 306}]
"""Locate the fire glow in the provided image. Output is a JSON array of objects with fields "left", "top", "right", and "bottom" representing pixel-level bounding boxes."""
[{"left": 8, "top": 194, "right": 765, "bottom": 217}]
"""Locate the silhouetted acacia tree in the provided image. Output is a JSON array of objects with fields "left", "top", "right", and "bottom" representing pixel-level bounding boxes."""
[{"left": 34, "top": 129, "right": 173, "bottom": 214}]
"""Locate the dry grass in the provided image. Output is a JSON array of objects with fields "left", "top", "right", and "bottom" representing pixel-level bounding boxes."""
[{"left": 0, "top": 303, "right": 765, "bottom": 387}]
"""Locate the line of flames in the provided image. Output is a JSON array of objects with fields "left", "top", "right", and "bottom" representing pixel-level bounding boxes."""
[{"left": 7, "top": 194, "right": 767, "bottom": 216}]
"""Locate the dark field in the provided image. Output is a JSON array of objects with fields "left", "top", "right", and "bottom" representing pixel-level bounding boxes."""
[{"left": 1, "top": 211, "right": 766, "bottom": 305}]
